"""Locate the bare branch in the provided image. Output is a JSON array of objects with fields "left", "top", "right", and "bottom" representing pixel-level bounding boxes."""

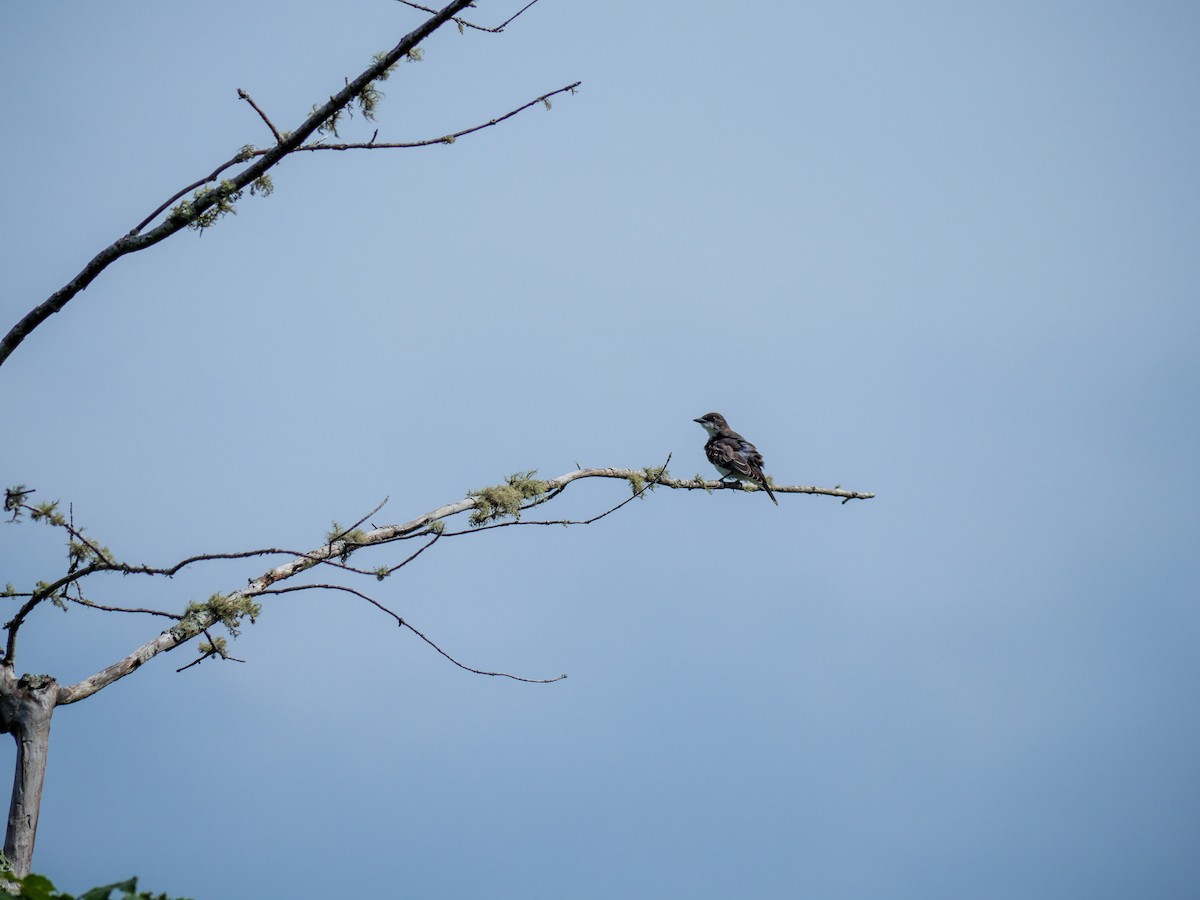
[
  {"left": 257, "top": 583, "right": 403, "bottom": 622},
  {"left": 129, "top": 150, "right": 251, "bottom": 235},
  {"left": 404, "top": 615, "right": 565, "bottom": 683},
  {"left": 53, "top": 463, "right": 873, "bottom": 704},
  {"left": 176, "top": 628, "right": 245, "bottom": 672},
  {"left": 379, "top": 532, "right": 442, "bottom": 576},
  {"left": 259, "top": 583, "right": 564, "bottom": 683},
  {"left": 268, "top": 81, "right": 581, "bottom": 154},
  {"left": 174, "top": 655, "right": 208, "bottom": 673},
  {"left": 442, "top": 454, "right": 672, "bottom": 536},
  {"left": 237, "top": 88, "right": 283, "bottom": 144},
  {"left": 0, "top": 0, "right": 481, "bottom": 369},
  {"left": 65, "top": 597, "right": 179, "bottom": 620},
  {"left": 394, "top": 0, "right": 543, "bottom": 33},
  {"left": 328, "top": 497, "right": 390, "bottom": 545}
]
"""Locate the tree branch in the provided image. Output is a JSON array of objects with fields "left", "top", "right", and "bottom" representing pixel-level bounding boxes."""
[
  {"left": 394, "top": 0, "right": 543, "bottom": 33},
  {"left": 0, "top": 0, "right": 480, "bottom": 370},
  {"left": 275, "top": 81, "right": 580, "bottom": 153},
  {"left": 52, "top": 463, "right": 873, "bottom": 705},
  {"left": 237, "top": 89, "right": 283, "bottom": 144},
  {"left": 64, "top": 597, "right": 179, "bottom": 620},
  {"left": 256, "top": 583, "right": 564, "bottom": 683}
]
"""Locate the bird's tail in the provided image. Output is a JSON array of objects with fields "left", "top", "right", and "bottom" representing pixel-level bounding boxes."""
[{"left": 761, "top": 480, "right": 778, "bottom": 506}]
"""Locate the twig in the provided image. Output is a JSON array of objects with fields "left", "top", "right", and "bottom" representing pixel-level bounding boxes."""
[
  {"left": 327, "top": 496, "right": 390, "bottom": 545},
  {"left": 136, "top": 80, "right": 580, "bottom": 235},
  {"left": 394, "top": 0, "right": 543, "bottom": 33},
  {"left": 257, "top": 583, "right": 564, "bottom": 683},
  {"left": 65, "top": 596, "right": 180, "bottom": 620},
  {"left": 442, "top": 453, "right": 672, "bottom": 536},
  {"left": 379, "top": 532, "right": 441, "bottom": 576},
  {"left": 130, "top": 151, "right": 248, "bottom": 235},
  {"left": 175, "top": 628, "right": 246, "bottom": 672},
  {"left": 237, "top": 88, "right": 283, "bottom": 144},
  {"left": 273, "top": 81, "right": 581, "bottom": 154},
  {"left": 404, "top": 616, "right": 565, "bottom": 683}
]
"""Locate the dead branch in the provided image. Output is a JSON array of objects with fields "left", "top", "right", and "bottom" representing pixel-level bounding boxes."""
[
  {"left": 272, "top": 81, "right": 580, "bottom": 153},
  {"left": 394, "top": 0, "right": 544, "bottom": 33},
  {"left": 256, "top": 583, "right": 563, "bottom": 683},
  {"left": 64, "top": 597, "right": 180, "bottom": 620},
  {"left": 43, "top": 462, "right": 872, "bottom": 705},
  {"left": 237, "top": 88, "right": 283, "bottom": 144},
  {"left": 0, "top": 0, "right": 562, "bottom": 369}
]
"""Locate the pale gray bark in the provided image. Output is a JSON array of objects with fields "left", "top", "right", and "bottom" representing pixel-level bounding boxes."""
[{"left": 0, "top": 670, "right": 56, "bottom": 877}]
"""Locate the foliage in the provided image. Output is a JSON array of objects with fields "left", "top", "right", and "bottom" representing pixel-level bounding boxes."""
[{"left": 0, "top": 870, "right": 191, "bottom": 900}]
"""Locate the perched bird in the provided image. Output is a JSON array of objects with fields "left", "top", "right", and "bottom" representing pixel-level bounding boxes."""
[{"left": 693, "top": 412, "right": 778, "bottom": 505}]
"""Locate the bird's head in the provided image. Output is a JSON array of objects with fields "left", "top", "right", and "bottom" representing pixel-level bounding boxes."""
[{"left": 693, "top": 412, "right": 728, "bottom": 437}]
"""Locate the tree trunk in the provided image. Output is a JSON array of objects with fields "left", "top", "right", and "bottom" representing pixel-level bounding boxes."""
[{"left": 0, "top": 671, "right": 56, "bottom": 878}]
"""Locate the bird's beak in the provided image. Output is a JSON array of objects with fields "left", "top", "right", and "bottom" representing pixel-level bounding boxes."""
[{"left": 692, "top": 417, "right": 704, "bottom": 424}]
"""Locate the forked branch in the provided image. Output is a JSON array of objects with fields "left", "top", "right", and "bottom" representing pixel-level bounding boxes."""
[
  {"left": 0, "top": 0, "right": 573, "bottom": 369},
  {"left": 44, "top": 461, "right": 869, "bottom": 705},
  {"left": 394, "top": 0, "right": 543, "bottom": 33}
]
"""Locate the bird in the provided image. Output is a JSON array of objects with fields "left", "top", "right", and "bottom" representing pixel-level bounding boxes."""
[{"left": 693, "top": 412, "right": 778, "bottom": 505}]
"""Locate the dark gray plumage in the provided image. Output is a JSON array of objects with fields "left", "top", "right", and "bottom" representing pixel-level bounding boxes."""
[{"left": 693, "top": 412, "right": 778, "bottom": 505}]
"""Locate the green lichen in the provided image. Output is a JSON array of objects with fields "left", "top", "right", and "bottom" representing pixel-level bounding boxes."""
[
  {"left": 177, "top": 592, "right": 262, "bottom": 639},
  {"left": 325, "top": 520, "right": 369, "bottom": 562},
  {"left": 67, "top": 538, "right": 114, "bottom": 568},
  {"left": 628, "top": 465, "right": 670, "bottom": 497},
  {"left": 249, "top": 174, "right": 273, "bottom": 197},
  {"left": 468, "top": 471, "right": 547, "bottom": 526},
  {"left": 3, "top": 485, "right": 33, "bottom": 520},
  {"left": 198, "top": 636, "right": 228, "bottom": 657}
]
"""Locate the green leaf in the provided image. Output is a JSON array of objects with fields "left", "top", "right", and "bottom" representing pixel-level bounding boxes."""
[
  {"left": 78, "top": 878, "right": 139, "bottom": 900},
  {"left": 15, "top": 872, "right": 59, "bottom": 900}
]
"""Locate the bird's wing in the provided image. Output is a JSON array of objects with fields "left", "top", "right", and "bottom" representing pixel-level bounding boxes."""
[{"left": 708, "top": 437, "right": 758, "bottom": 479}]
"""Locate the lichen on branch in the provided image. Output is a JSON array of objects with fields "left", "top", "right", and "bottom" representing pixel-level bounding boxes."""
[
  {"left": 467, "top": 471, "right": 549, "bottom": 526},
  {"left": 174, "top": 592, "right": 261, "bottom": 640}
]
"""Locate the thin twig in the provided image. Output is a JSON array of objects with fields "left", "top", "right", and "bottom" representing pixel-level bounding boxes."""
[
  {"left": 203, "top": 627, "right": 246, "bottom": 663},
  {"left": 258, "top": 583, "right": 564, "bottom": 683},
  {"left": 380, "top": 532, "right": 441, "bottom": 576},
  {"left": 442, "top": 453, "right": 672, "bottom": 537},
  {"left": 131, "top": 151, "right": 247, "bottom": 235},
  {"left": 259, "top": 583, "right": 402, "bottom": 622},
  {"left": 176, "top": 628, "right": 246, "bottom": 672},
  {"left": 237, "top": 88, "right": 283, "bottom": 144},
  {"left": 404, "top": 616, "right": 565, "bottom": 683},
  {"left": 65, "top": 596, "right": 180, "bottom": 620},
  {"left": 327, "top": 496, "right": 390, "bottom": 545},
  {"left": 274, "top": 81, "right": 580, "bottom": 154},
  {"left": 394, "top": 0, "right": 542, "bottom": 33}
]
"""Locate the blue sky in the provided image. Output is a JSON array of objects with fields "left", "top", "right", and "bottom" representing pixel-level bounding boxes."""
[{"left": 2, "top": 1, "right": 1199, "bottom": 897}]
